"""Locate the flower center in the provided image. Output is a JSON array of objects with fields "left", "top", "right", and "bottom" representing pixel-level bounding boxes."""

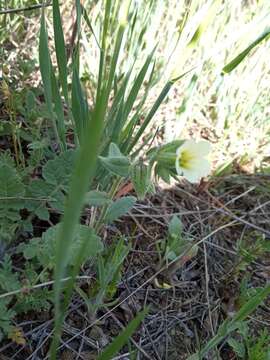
[{"left": 178, "top": 150, "right": 194, "bottom": 169}]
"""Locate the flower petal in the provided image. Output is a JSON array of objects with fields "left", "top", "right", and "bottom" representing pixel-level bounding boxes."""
[
  {"left": 197, "top": 141, "right": 211, "bottom": 156},
  {"left": 175, "top": 139, "right": 211, "bottom": 183},
  {"left": 175, "top": 157, "right": 183, "bottom": 175},
  {"left": 178, "top": 139, "right": 196, "bottom": 153},
  {"left": 182, "top": 159, "right": 211, "bottom": 183},
  {"left": 190, "top": 141, "right": 211, "bottom": 157}
]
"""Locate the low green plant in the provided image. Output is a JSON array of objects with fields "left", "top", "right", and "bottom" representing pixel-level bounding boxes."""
[
  {"left": 0, "top": 153, "right": 25, "bottom": 243},
  {"left": 76, "top": 237, "right": 129, "bottom": 316},
  {"left": 188, "top": 284, "right": 270, "bottom": 360},
  {"left": 236, "top": 232, "right": 270, "bottom": 273},
  {"left": 0, "top": 148, "right": 76, "bottom": 245},
  {"left": 0, "top": 254, "right": 53, "bottom": 343},
  {"left": 158, "top": 214, "right": 198, "bottom": 266},
  {"left": 228, "top": 324, "right": 270, "bottom": 360}
]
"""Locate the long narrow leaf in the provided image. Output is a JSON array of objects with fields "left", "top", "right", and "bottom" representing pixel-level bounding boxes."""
[
  {"left": 50, "top": 102, "right": 105, "bottom": 359},
  {"left": 104, "top": 3, "right": 129, "bottom": 108},
  {"left": 51, "top": 70, "right": 66, "bottom": 150},
  {"left": 50, "top": 0, "right": 120, "bottom": 350},
  {"left": 97, "top": 308, "right": 147, "bottom": 360},
  {"left": 96, "top": 0, "right": 112, "bottom": 99},
  {"left": 39, "top": 10, "right": 61, "bottom": 147},
  {"left": 39, "top": 11, "right": 53, "bottom": 115},
  {"left": 71, "top": 66, "right": 89, "bottom": 142},
  {"left": 81, "top": 4, "right": 101, "bottom": 49},
  {"left": 222, "top": 28, "right": 270, "bottom": 74},
  {"left": 123, "top": 48, "right": 155, "bottom": 120},
  {"left": 128, "top": 68, "right": 194, "bottom": 152},
  {"left": 188, "top": 284, "right": 270, "bottom": 360},
  {"left": 52, "top": 0, "right": 69, "bottom": 102},
  {"left": 127, "top": 81, "right": 172, "bottom": 152}
]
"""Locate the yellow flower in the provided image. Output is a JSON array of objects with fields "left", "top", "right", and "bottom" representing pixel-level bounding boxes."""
[{"left": 175, "top": 140, "right": 211, "bottom": 183}]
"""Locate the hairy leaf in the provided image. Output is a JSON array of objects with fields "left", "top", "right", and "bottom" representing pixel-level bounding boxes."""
[{"left": 104, "top": 196, "right": 136, "bottom": 223}]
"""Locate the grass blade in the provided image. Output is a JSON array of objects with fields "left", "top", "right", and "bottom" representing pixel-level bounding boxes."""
[
  {"left": 50, "top": 101, "right": 105, "bottom": 359},
  {"left": 222, "top": 28, "right": 270, "bottom": 74},
  {"left": 52, "top": 0, "right": 69, "bottom": 102},
  {"left": 232, "top": 284, "right": 270, "bottom": 324},
  {"left": 97, "top": 308, "right": 147, "bottom": 360},
  {"left": 81, "top": 4, "right": 101, "bottom": 49},
  {"left": 188, "top": 284, "right": 270, "bottom": 360},
  {"left": 127, "top": 80, "right": 171, "bottom": 152},
  {"left": 127, "top": 70, "right": 191, "bottom": 152},
  {"left": 123, "top": 48, "right": 155, "bottom": 120},
  {"left": 51, "top": 70, "right": 66, "bottom": 150},
  {"left": 39, "top": 9, "right": 61, "bottom": 148},
  {"left": 96, "top": 0, "right": 112, "bottom": 99},
  {"left": 71, "top": 65, "right": 89, "bottom": 142},
  {"left": 39, "top": 10, "right": 53, "bottom": 115},
  {"left": 103, "top": 1, "right": 130, "bottom": 108},
  {"left": 50, "top": 0, "right": 123, "bottom": 353}
]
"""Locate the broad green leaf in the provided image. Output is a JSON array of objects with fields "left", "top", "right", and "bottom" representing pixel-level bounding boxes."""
[
  {"left": 97, "top": 308, "right": 147, "bottom": 360},
  {"left": 99, "top": 156, "right": 130, "bottom": 177},
  {"left": 26, "top": 179, "right": 64, "bottom": 214},
  {"left": 105, "top": 196, "right": 136, "bottom": 223},
  {"left": 0, "top": 160, "right": 25, "bottom": 242},
  {"left": 85, "top": 191, "right": 112, "bottom": 207},
  {"left": 99, "top": 145, "right": 130, "bottom": 177},
  {"left": 154, "top": 164, "right": 171, "bottom": 184},
  {"left": 168, "top": 215, "right": 182, "bottom": 237},
  {"left": 42, "top": 149, "right": 75, "bottom": 188},
  {"left": 166, "top": 215, "right": 192, "bottom": 261},
  {"left": 26, "top": 151, "right": 76, "bottom": 217},
  {"left": 108, "top": 143, "right": 123, "bottom": 157},
  {"left": 227, "top": 338, "right": 246, "bottom": 358},
  {"left": 151, "top": 139, "right": 186, "bottom": 157},
  {"left": 222, "top": 28, "right": 270, "bottom": 74},
  {"left": 0, "top": 165, "right": 25, "bottom": 203},
  {"left": 21, "top": 224, "right": 103, "bottom": 269}
]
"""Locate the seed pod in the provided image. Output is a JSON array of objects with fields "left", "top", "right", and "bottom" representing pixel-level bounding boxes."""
[{"left": 130, "top": 160, "right": 152, "bottom": 200}]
